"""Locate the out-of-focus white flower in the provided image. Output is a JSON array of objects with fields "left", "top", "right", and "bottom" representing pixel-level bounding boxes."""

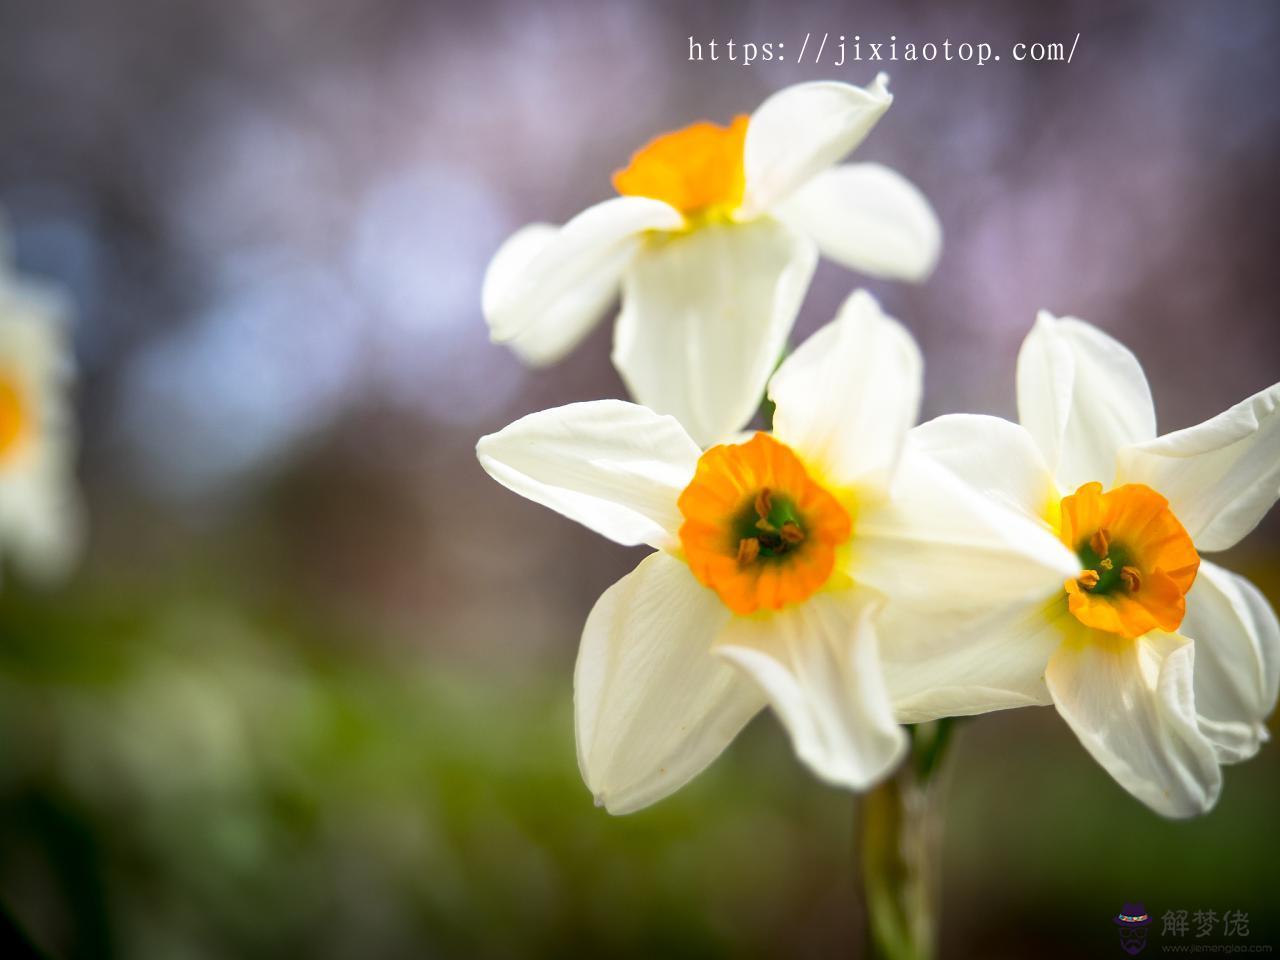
[
  {"left": 0, "top": 226, "right": 82, "bottom": 581},
  {"left": 477, "top": 291, "right": 1071, "bottom": 814},
  {"left": 483, "top": 75, "right": 941, "bottom": 446},
  {"left": 888, "top": 312, "right": 1280, "bottom": 818}
]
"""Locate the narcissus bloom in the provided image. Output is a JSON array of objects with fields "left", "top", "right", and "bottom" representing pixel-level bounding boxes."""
[
  {"left": 889, "top": 312, "right": 1280, "bottom": 817},
  {"left": 477, "top": 291, "right": 1073, "bottom": 813},
  {"left": 0, "top": 231, "right": 82, "bottom": 581},
  {"left": 483, "top": 75, "right": 941, "bottom": 445}
]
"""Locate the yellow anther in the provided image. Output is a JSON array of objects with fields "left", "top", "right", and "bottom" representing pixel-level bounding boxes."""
[
  {"left": 737, "top": 537, "right": 760, "bottom": 567},
  {"left": 1078, "top": 569, "right": 1101, "bottom": 591},
  {"left": 754, "top": 487, "right": 773, "bottom": 520},
  {"left": 1090, "top": 527, "right": 1111, "bottom": 560},
  {"left": 1120, "top": 565, "right": 1142, "bottom": 593},
  {"left": 779, "top": 521, "right": 805, "bottom": 545}
]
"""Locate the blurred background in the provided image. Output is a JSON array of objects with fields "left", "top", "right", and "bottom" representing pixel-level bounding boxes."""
[{"left": 0, "top": 0, "right": 1277, "bottom": 956}]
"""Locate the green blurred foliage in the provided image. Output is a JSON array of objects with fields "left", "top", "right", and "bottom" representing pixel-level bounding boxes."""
[
  {"left": 0, "top": 572, "right": 859, "bottom": 959},
  {"left": 0, "top": 555, "right": 1276, "bottom": 958}
]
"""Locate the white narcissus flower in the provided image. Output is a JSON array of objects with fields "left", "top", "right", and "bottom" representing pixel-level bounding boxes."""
[
  {"left": 483, "top": 75, "right": 941, "bottom": 446},
  {"left": 887, "top": 312, "right": 1280, "bottom": 818},
  {"left": 477, "top": 291, "right": 1074, "bottom": 814},
  {"left": 0, "top": 231, "right": 82, "bottom": 582}
]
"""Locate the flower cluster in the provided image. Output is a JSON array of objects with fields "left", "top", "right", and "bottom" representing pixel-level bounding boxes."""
[{"left": 478, "top": 77, "right": 1278, "bottom": 818}]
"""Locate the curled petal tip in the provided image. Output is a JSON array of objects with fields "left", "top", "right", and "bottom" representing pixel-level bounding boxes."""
[{"left": 1034, "top": 308, "right": 1061, "bottom": 327}]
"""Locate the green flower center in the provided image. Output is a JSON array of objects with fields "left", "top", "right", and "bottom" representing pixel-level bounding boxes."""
[
  {"left": 733, "top": 487, "right": 807, "bottom": 565},
  {"left": 1075, "top": 527, "right": 1141, "bottom": 595}
]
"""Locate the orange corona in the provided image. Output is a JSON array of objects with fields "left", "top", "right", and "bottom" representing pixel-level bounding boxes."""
[
  {"left": 612, "top": 115, "right": 749, "bottom": 219},
  {"left": 0, "top": 372, "right": 28, "bottom": 462},
  {"left": 678, "top": 433, "right": 851, "bottom": 615},
  {"left": 1058, "top": 482, "right": 1199, "bottom": 639}
]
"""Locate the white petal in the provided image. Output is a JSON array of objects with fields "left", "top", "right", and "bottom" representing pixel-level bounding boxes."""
[
  {"left": 476, "top": 399, "right": 700, "bottom": 549},
  {"left": 742, "top": 75, "right": 893, "bottom": 216},
  {"left": 911, "top": 414, "right": 1060, "bottom": 520},
  {"left": 853, "top": 445, "right": 1079, "bottom": 616},
  {"left": 881, "top": 416, "right": 1079, "bottom": 723},
  {"left": 484, "top": 224, "right": 615, "bottom": 366},
  {"left": 484, "top": 197, "right": 683, "bottom": 348},
  {"left": 0, "top": 454, "right": 83, "bottom": 582},
  {"left": 882, "top": 595, "right": 1080, "bottom": 724},
  {"left": 773, "top": 163, "right": 940, "bottom": 281},
  {"left": 1181, "top": 560, "right": 1279, "bottom": 763},
  {"left": 613, "top": 218, "right": 817, "bottom": 446},
  {"left": 1016, "top": 311, "right": 1157, "bottom": 493},
  {"left": 715, "top": 588, "right": 906, "bottom": 791},
  {"left": 1045, "top": 632, "right": 1221, "bottom": 818},
  {"left": 576, "top": 552, "right": 763, "bottom": 814},
  {"left": 1116, "top": 383, "right": 1280, "bottom": 551},
  {"left": 769, "top": 289, "right": 920, "bottom": 490}
]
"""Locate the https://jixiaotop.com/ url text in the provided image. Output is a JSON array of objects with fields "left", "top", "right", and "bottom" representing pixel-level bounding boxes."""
[{"left": 686, "top": 32, "right": 1081, "bottom": 67}]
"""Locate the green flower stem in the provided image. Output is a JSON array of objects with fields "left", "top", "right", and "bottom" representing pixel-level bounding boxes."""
[{"left": 856, "top": 719, "right": 956, "bottom": 960}]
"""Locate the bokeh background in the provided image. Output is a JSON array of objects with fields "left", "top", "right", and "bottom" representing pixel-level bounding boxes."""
[{"left": 0, "top": 0, "right": 1277, "bottom": 957}]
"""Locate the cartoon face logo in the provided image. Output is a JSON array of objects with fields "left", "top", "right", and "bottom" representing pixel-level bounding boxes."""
[{"left": 1114, "top": 903, "right": 1152, "bottom": 956}]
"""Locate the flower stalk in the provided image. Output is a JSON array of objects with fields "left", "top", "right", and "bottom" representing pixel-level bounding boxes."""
[{"left": 856, "top": 719, "right": 954, "bottom": 960}]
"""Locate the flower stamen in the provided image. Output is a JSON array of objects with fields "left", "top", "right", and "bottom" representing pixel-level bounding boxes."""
[
  {"left": 755, "top": 487, "right": 773, "bottom": 521},
  {"left": 1078, "top": 569, "right": 1101, "bottom": 591},
  {"left": 1090, "top": 527, "right": 1111, "bottom": 560},
  {"left": 1120, "top": 565, "right": 1142, "bottom": 593},
  {"left": 737, "top": 536, "right": 761, "bottom": 567}
]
